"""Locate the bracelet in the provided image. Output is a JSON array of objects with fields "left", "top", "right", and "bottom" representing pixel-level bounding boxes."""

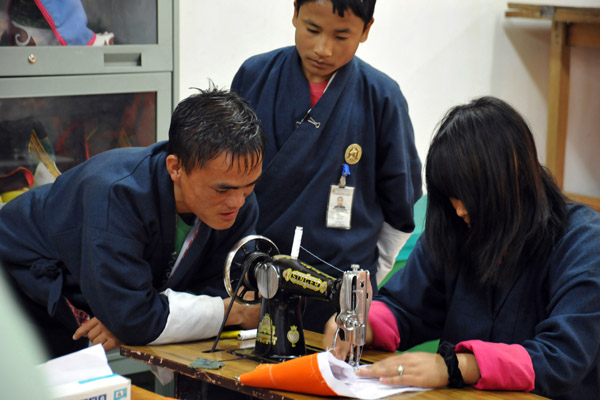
[{"left": 437, "top": 341, "right": 465, "bottom": 388}]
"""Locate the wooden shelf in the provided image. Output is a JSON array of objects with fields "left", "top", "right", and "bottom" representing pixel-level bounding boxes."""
[{"left": 506, "top": 3, "right": 600, "bottom": 212}]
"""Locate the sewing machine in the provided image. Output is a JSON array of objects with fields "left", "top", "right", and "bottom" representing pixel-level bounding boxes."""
[{"left": 222, "top": 228, "right": 371, "bottom": 366}]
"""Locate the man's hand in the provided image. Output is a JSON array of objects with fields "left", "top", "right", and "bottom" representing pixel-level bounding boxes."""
[
  {"left": 73, "top": 317, "right": 123, "bottom": 352},
  {"left": 323, "top": 313, "right": 352, "bottom": 360},
  {"left": 223, "top": 298, "right": 261, "bottom": 329}
]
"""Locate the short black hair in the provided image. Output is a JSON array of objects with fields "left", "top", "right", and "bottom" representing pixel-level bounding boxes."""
[
  {"left": 166, "top": 86, "right": 265, "bottom": 173},
  {"left": 425, "top": 96, "right": 567, "bottom": 287},
  {"left": 295, "top": 0, "right": 376, "bottom": 29}
]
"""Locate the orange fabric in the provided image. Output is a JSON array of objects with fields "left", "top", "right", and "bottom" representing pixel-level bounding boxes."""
[{"left": 239, "top": 353, "right": 337, "bottom": 396}]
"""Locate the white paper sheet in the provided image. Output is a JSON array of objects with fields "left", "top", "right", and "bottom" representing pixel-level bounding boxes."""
[
  {"left": 38, "top": 344, "right": 114, "bottom": 387},
  {"left": 318, "top": 351, "right": 430, "bottom": 399}
]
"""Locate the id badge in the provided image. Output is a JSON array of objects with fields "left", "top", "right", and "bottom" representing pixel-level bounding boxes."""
[{"left": 326, "top": 185, "right": 354, "bottom": 230}]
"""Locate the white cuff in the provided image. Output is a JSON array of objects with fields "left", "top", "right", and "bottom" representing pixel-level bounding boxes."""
[
  {"left": 376, "top": 221, "right": 411, "bottom": 285},
  {"left": 149, "top": 289, "right": 224, "bottom": 345}
]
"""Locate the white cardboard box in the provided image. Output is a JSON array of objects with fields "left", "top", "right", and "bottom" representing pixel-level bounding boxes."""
[{"left": 50, "top": 373, "right": 131, "bottom": 400}]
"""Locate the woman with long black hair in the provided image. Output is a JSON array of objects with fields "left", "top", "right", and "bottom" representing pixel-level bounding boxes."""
[{"left": 326, "top": 96, "right": 600, "bottom": 399}]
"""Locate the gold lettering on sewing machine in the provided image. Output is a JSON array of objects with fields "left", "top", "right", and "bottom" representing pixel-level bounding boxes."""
[
  {"left": 282, "top": 268, "right": 327, "bottom": 293},
  {"left": 256, "top": 314, "right": 277, "bottom": 345},
  {"left": 274, "top": 255, "right": 335, "bottom": 279}
]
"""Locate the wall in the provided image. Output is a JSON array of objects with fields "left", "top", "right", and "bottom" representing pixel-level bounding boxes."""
[{"left": 178, "top": 0, "right": 600, "bottom": 198}]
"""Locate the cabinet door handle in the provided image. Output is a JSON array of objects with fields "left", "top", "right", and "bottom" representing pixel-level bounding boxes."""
[{"left": 104, "top": 53, "right": 142, "bottom": 67}]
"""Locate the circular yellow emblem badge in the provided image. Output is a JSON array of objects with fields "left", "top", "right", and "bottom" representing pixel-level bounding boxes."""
[{"left": 344, "top": 144, "right": 362, "bottom": 165}]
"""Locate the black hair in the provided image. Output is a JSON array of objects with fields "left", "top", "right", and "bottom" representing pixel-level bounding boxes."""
[
  {"left": 295, "top": 0, "right": 376, "bottom": 29},
  {"left": 166, "top": 86, "right": 265, "bottom": 173},
  {"left": 424, "top": 96, "right": 568, "bottom": 287}
]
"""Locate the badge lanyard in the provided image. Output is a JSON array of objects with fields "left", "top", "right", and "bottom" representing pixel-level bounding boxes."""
[{"left": 326, "top": 144, "right": 362, "bottom": 230}]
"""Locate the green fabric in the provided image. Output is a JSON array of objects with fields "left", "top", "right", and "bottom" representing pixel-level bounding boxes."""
[
  {"left": 379, "top": 259, "right": 439, "bottom": 353},
  {"left": 379, "top": 260, "right": 406, "bottom": 288},
  {"left": 396, "top": 195, "right": 427, "bottom": 262},
  {"left": 174, "top": 214, "right": 194, "bottom": 255},
  {"left": 189, "top": 358, "right": 226, "bottom": 370},
  {"left": 404, "top": 339, "right": 440, "bottom": 353},
  {"left": 378, "top": 195, "right": 427, "bottom": 287}
]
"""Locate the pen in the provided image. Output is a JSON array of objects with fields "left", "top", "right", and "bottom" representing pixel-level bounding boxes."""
[
  {"left": 219, "top": 329, "right": 257, "bottom": 340},
  {"left": 237, "top": 329, "right": 257, "bottom": 340},
  {"left": 219, "top": 330, "right": 242, "bottom": 339}
]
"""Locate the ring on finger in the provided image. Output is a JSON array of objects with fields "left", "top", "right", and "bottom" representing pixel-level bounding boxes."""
[{"left": 397, "top": 364, "right": 404, "bottom": 376}]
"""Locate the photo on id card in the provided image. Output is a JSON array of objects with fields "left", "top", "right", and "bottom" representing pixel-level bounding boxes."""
[{"left": 326, "top": 185, "right": 354, "bottom": 230}]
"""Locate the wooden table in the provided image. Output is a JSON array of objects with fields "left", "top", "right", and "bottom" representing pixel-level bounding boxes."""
[
  {"left": 132, "top": 385, "right": 170, "bottom": 400},
  {"left": 506, "top": 3, "right": 600, "bottom": 212},
  {"left": 121, "top": 331, "right": 547, "bottom": 400}
]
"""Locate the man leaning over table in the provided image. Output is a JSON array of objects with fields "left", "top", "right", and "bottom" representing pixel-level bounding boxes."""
[{"left": 0, "top": 86, "right": 264, "bottom": 359}]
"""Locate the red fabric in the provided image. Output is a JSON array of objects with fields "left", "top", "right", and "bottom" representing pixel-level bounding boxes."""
[
  {"left": 239, "top": 353, "right": 337, "bottom": 396},
  {"left": 309, "top": 81, "right": 328, "bottom": 107},
  {"left": 0, "top": 167, "right": 34, "bottom": 193},
  {"left": 368, "top": 300, "right": 400, "bottom": 351},
  {"left": 456, "top": 340, "right": 535, "bottom": 392},
  {"left": 65, "top": 297, "right": 91, "bottom": 327},
  {"left": 86, "top": 32, "right": 96, "bottom": 46},
  {"left": 33, "top": 0, "right": 67, "bottom": 45}
]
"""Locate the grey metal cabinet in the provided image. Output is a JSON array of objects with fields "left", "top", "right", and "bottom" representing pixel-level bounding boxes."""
[{"left": 0, "top": 0, "right": 177, "bottom": 204}]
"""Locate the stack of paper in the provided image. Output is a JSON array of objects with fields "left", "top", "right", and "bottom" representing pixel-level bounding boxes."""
[{"left": 38, "top": 344, "right": 131, "bottom": 400}]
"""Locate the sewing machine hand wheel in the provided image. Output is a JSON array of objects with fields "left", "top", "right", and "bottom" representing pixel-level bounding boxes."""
[{"left": 223, "top": 235, "right": 279, "bottom": 306}]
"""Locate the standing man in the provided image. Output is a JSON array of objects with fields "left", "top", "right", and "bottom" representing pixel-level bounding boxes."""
[
  {"left": 231, "top": 0, "right": 422, "bottom": 332},
  {"left": 0, "top": 87, "right": 264, "bottom": 358}
]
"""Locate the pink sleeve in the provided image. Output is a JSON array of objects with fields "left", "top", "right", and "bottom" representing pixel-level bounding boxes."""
[
  {"left": 368, "top": 300, "right": 400, "bottom": 351},
  {"left": 456, "top": 340, "right": 535, "bottom": 392}
]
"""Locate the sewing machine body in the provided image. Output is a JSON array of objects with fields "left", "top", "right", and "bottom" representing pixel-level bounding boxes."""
[{"left": 223, "top": 234, "right": 371, "bottom": 366}]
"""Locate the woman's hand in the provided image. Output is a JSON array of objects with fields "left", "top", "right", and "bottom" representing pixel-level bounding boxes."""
[
  {"left": 356, "top": 352, "right": 450, "bottom": 388},
  {"left": 73, "top": 317, "right": 123, "bottom": 352}
]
